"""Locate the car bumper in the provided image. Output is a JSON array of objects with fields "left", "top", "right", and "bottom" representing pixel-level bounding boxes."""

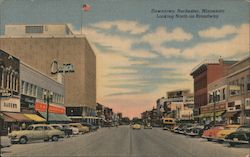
[{"left": 224, "top": 139, "right": 249, "bottom": 144}]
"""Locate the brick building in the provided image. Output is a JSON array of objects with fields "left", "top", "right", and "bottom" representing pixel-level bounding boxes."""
[{"left": 190, "top": 58, "right": 237, "bottom": 121}]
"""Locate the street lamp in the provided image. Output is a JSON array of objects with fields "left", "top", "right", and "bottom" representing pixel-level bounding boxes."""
[
  {"left": 213, "top": 92, "right": 217, "bottom": 126},
  {"left": 43, "top": 91, "right": 53, "bottom": 123},
  {"left": 240, "top": 84, "right": 246, "bottom": 125}
]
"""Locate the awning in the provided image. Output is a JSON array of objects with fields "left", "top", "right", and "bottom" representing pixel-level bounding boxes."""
[
  {"left": 2, "top": 112, "right": 32, "bottom": 122},
  {"left": 223, "top": 111, "right": 240, "bottom": 118},
  {"left": 38, "top": 112, "right": 71, "bottom": 122},
  {"left": 201, "top": 111, "right": 225, "bottom": 118},
  {"left": 23, "top": 114, "right": 46, "bottom": 122},
  {"left": 1, "top": 114, "right": 16, "bottom": 122},
  {"left": 82, "top": 116, "right": 100, "bottom": 119}
]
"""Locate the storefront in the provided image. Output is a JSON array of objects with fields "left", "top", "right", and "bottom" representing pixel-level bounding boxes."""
[
  {"left": 35, "top": 101, "right": 71, "bottom": 123},
  {"left": 200, "top": 102, "right": 226, "bottom": 124}
]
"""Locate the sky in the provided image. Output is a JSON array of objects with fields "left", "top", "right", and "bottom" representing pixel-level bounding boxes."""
[{"left": 0, "top": 0, "right": 249, "bottom": 118}]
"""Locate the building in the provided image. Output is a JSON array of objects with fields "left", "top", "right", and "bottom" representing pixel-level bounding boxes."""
[
  {"left": 156, "top": 97, "right": 167, "bottom": 116},
  {"left": 165, "top": 89, "right": 194, "bottom": 121},
  {"left": 226, "top": 56, "right": 250, "bottom": 125},
  {"left": 190, "top": 58, "right": 237, "bottom": 121},
  {"left": 0, "top": 24, "right": 96, "bottom": 121},
  {"left": 201, "top": 77, "right": 227, "bottom": 124},
  {"left": 0, "top": 49, "right": 20, "bottom": 113},
  {"left": 20, "top": 62, "right": 70, "bottom": 123}
]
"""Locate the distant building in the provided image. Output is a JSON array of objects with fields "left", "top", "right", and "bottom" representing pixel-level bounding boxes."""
[
  {"left": 190, "top": 58, "right": 237, "bottom": 121},
  {"left": 165, "top": 89, "right": 194, "bottom": 121},
  {"left": 0, "top": 24, "right": 96, "bottom": 122}
]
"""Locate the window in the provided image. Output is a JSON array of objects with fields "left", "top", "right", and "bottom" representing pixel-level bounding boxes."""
[
  {"left": 25, "top": 26, "right": 44, "bottom": 33},
  {"left": 222, "top": 88, "right": 226, "bottom": 100},
  {"left": 34, "top": 126, "right": 44, "bottom": 131},
  {"left": 27, "top": 126, "right": 34, "bottom": 130},
  {"left": 44, "top": 126, "right": 52, "bottom": 130},
  {"left": 247, "top": 75, "right": 250, "bottom": 91}
]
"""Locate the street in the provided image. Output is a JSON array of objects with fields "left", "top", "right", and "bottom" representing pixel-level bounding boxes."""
[{"left": 1, "top": 126, "right": 249, "bottom": 157}]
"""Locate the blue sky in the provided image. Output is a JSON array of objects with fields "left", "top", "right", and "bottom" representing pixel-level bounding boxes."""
[{"left": 0, "top": 0, "right": 249, "bottom": 117}]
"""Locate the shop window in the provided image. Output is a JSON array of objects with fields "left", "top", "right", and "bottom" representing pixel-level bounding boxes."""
[
  {"left": 228, "top": 102, "right": 234, "bottom": 108},
  {"left": 222, "top": 88, "right": 226, "bottom": 100},
  {"left": 235, "top": 105, "right": 241, "bottom": 110},
  {"left": 247, "top": 75, "right": 250, "bottom": 91}
]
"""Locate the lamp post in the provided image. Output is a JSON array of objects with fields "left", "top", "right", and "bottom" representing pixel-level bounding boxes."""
[
  {"left": 213, "top": 92, "right": 217, "bottom": 126},
  {"left": 240, "top": 84, "right": 246, "bottom": 125},
  {"left": 43, "top": 91, "right": 53, "bottom": 124}
]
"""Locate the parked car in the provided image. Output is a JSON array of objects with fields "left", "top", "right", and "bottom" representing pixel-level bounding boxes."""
[
  {"left": 178, "top": 123, "right": 193, "bottom": 134},
  {"left": 132, "top": 124, "right": 141, "bottom": 130},
  {"left": 144, "top": 123, "right": 152, "bottom": 129},
  {"left": 81, "top": 123, "right": 99, "bottom": 132},
  {"left": 50, "top": 124, "right": 73, "bottom": 137},
  {"left": 69, "top": 123, "right": 89, "bottom": 134},
  {"left": 8, "top": 124, "right": 64, "bottom": 144},
  {"left": 186, "top": 125, "right": 205, "bottom": 137},
  {"left": 202, "top": 125, "right": 225, "bottom": 141},
  {"left": 224, "top": 131, "right": 250, "bottom": 147},
  {"left": 61, "top": 124, "right": 79, "bottom": 135},
  {"left": 215, "top": 125, "right": 241, "bottom": 142}
]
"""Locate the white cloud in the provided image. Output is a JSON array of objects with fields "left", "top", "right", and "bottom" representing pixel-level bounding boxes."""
[
  {"left": 91, "top": 20, "right": 149, "bottom": 35},
  {"left": 141, "top": 26, "right": 192, "bottom": 57},
  {"left": 142, "top": 26, "right": 193, "bottom": 48},
  {"left": 198, "top": 25, "right": 238, "bottom": 39},
  {"left": 183, "top": 24, "right": 249, "bottom": 59}
]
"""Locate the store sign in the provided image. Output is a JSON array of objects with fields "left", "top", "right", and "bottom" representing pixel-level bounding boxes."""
[
  {"left": 51, "top": 60, "right": 74, "bottom": 74},
  {"left": 0, "top": 97, "right": 20, "bottom": 112},
  {"left": 35, "top": 102, "right": 65, "bottom": 114}
]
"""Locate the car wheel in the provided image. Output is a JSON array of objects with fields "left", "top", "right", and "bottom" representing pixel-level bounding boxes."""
[
  {"left": 207, "top": 138, "right": 212, "bottom": 141},
  {"left": 52, "top": 136, "right": 59, "bottom": 142},
  {"left": 19, "top": 136, "right": 28, "bottom": 144}
]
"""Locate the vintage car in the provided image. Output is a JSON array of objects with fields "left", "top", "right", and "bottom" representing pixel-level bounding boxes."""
[
  {"left": 81, "top": 123, "right": 99, "bottom": 132},
  {"left": 8, "top": 124, "right": 64, "bottom": 144},
  {"left": 185, "top": 125, "right": 205, "bottom": 137},
  {"left": 61, "top": 124, "right": 80, "bottom": 135},
  {"left": 224, "top": 131, "right": 250, "bottom": 147},
  {"left": 202, "top": 125, "right": 225, "bottom": 141},
  {"left": 215, "top": 125, "right": 241, "bottom": 142},
  {"left": 69, "top": 123, "right": 89, "bottom": 134},
  {"left": 132, "top": 123, "right": 141, "bottom": 130},
  {"left": 50, "top": 124, "right": 73, "bottom": 137}
]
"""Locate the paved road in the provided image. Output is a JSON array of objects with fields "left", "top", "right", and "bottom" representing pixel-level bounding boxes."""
[{"left": 1, "top": 126, "right": 249, "bottom": 157}]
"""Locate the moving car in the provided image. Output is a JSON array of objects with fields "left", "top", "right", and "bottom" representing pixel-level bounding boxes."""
[
  {"left": 202, "top": 125, "right": 225, "bottom": 141},
  {"left": 215, "top": 125, "right": 241, "bottom": 142},
  {"left": 8, "top": 124, "right": 64, "bottom": 144},
  {"left": 69, "top": 123, "right": 89, "bottom": 134},
  {"left": 132, "top": 124, "right": 141, "bottom": 130}
]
